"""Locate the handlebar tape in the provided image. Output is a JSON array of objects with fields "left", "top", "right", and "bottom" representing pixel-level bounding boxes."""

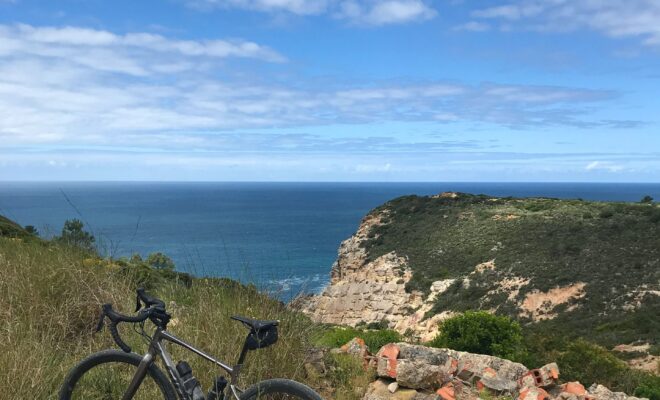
[
  {"left": 100, "top": 303, "right": 149, "bottom": 353},
  {"left": 108, "top": 320, "right": 132, "bottom": 353}
]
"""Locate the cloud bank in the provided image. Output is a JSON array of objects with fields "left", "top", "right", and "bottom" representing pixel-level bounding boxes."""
[
  {"left": 469, "top": 0, "right": 660, "bottom": 48},
  {"left": 186, "top": 0, "right": 437, "bottom": 25}
]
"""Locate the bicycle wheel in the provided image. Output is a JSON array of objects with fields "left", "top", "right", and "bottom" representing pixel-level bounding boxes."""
[
  {"left": 239, "top": 379, "right": 323, "bottom": 400},
  {"left": 59, "top": 349, "right": 176, "bottom": 400}
]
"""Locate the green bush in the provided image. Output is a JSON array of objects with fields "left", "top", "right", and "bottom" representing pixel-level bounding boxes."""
[
  {"left": 55, "top": 218, "right": 96, "bottom": 253},
  {"left": 557, "top": 339, "right": 660, "bottom": 399},
  {"left": 599, "top": 208, "right": 615, "bottom": 218},
  {"left": 635, "top": 375, "right": 660, "bottom": 400},
  {"left": 558, "top": 340, "right": 631, "bottom": 389},
  {"left": 428, "top": 311, "right": 525, "bottom": 361},
  {"left": 315, "top": 326, "right": 402, "bottom": 353}
]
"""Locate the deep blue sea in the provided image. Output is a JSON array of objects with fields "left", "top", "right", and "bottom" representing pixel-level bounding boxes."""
[{"left": 1, "top": 182, "right": 658, "bottom": 299}]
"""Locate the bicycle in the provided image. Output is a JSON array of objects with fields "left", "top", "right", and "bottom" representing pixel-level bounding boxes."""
[{"left": 59, "top": 288, "right": 324, "bottom": 400}]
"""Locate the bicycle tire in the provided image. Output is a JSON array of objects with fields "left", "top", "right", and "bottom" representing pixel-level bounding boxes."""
[
  {"left": 59, "top": 349, "right": 177, "bottom": 400},
  {"left": 239, "top": 378, "right": 324, "bottom": 400}
]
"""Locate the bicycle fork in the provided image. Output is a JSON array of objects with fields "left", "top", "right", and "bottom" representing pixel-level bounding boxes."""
[
  {"left": 122, "top": 343, "right": 191, "bottom": 400},
  {"left": 122, "top": 350, "right": 156, "bottom": 400}
]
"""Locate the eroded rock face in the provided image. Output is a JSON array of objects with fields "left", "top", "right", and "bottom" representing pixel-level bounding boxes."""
[{"left": 298, "top": 211, "right": 455, "bottom": 341}]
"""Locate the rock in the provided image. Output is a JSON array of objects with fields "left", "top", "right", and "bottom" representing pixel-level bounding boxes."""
[
  {"left": 342, "top": 337, "right": 369, "bottom": 358},
  {"left": 296, "top": 211, "right": 454, "bottom": 341},
  {"left": 411, "top": 394, "right": 439, "bottom": 400},
  {"left": 561, "top": 382, "right": 586, "bottom": 396},
  {"left": 556, "top": 393, "right": 580, "bottom": 400},
  {"left": 376, "top": 343, "right": 400, "bottom": 378},
  {"left": 364, "top": 378, "right": 419, "bottom": 400},
  {"left": 436, "top": 382, "right": 456, "bottom": 400},
  {"left": 396, "top": 344, "right": 456, "bottom": 367},
  {"left": 388, "top": 382, "right": 399, "bottom": 393},
  {"left": 539, "top": 363, "right": 560, "bottom": 385},
  {"left": 588, "top": 384, "right": 647, "bottom": 400},
  {"left": 519, "top": 386, "right": 550, "bottom": 400},
  {"left": 478, "top": 375, "right": 518, "bottom": 393},
  {"left": 303, "top": 348, "right": 327, "bottom": 379},
  {"left": 454, "top": 350, "right": 528, "bottom": 382},
  {"left": 519, "top": 363, "right": 559, "bottom": 389},
  {"left": 396, "top": 359, "right": 447, "bottom": 389}
]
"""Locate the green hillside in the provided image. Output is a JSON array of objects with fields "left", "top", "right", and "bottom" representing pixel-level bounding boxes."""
[
  {"left": 0, "top": 218, "right": 322, "bottom": 399},
  {"left": 362, "top": 193, "right": 660, "bottom": 347},
  {"left": 0, "top": 215, "right": 32, "bottom": 238}
]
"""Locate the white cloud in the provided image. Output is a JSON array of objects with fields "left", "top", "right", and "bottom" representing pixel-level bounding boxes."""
[
  {"left": 337, "top": 0, "right": 436, "bottom": 25},
  {"left": 186, "top": 0, "right": 330, "bottom": 15},
  {"left": 0, "top": 22, "right": 634, "bottom": 156},
  {"left": 187, "top": 0, "right": 437, "bottom": 25},
  {"left": 454, "top": 21, "right": 490, "bottom": 32},
  {"left": 471, "top": 0, "right": 660, "bottom": 48},
  {"left": 0, "top": 24, "right": 286, "bottom": 75},
  {"left": 354, "top": 162, "right": 392, "bottom": 173},
  {"left": 585, "top": 161, "right": 625, "bottom": 172}
]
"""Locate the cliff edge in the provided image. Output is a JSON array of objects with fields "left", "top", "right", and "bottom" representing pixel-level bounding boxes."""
[{"left": 300, "top": 192, "right": 659, "bottom": 366}]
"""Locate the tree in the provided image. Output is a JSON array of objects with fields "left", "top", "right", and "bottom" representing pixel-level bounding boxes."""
[
  {"left": 24, "top": 225, "right": 39, "bottom": 236},
  {"left": 640, "top": 195, "right": 654, "bottom": 204},
  {"left": 146, "top": 252, "right": 175, "bottom": 271},
  {"left": 428, "top": 311, "right": 525, "bottom": 360},
  {"left": 56, "top": 219, "right": 96, "bottom": 253}
]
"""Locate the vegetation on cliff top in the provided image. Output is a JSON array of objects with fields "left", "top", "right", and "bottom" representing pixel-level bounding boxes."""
[
  {"left": 0, "top": 216, "right": 330, "bottom": 399},
  {"left": 362, "top": 193, "right": 659, "bottom": 348}
]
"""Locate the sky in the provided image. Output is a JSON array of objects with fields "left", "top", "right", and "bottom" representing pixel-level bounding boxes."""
[{"left": 0, "top": 0, "right": 659, "bottom": 182}]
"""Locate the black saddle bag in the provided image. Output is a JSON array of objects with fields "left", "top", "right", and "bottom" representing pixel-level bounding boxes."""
[{"left": 246, "top": 325, "right": 278, "bottom": 350}]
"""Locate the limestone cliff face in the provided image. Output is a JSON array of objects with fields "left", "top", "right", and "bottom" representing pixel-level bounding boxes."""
[
  {"left": 299, "top": 207, "right": 592, "bottom": 342},
  {"left": 300, "top": 211, "right": 454, "bottom": 341}
]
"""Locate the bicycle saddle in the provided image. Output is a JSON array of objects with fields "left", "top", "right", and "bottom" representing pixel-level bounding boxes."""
[{"left": 231, "top": 315, "right": 279, "bottom": 331}]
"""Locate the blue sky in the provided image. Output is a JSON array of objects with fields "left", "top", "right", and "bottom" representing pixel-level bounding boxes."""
[{"left": 0, "top": 0, "right": 658, "bottom": 182}]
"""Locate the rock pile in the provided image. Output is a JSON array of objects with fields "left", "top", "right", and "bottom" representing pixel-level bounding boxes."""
[{"left": 331, "top": 340, "right": 647, "bottom": 400}]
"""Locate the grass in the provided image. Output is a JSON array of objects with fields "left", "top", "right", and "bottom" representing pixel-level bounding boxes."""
[
  {"left": 314, "top": 325, "right": 402, "bottom": 353},
  {"left": 0, "top": 236, "right": 322, "bottom": 400}
]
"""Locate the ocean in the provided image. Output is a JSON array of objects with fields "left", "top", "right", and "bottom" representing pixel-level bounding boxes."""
[{"left": 1, "top": 182, "right": 658, "bottom": 299}]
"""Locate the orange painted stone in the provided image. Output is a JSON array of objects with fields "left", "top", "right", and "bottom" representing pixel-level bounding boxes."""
[
  {"left": 379, "top": 343, "right": 400, "bottom": 378},
  {"left": 519, "top": 386, "right": 549, "bottom": 400},
  {"left": 561, "top": 382, "right": 586, "bottom": 396},
  {"left": 436, "top": 383, "right": 455, "bottom": 400}
]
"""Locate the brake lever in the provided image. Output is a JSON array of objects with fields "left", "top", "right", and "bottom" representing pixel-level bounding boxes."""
[
  {"left": 135, "top": 292, "right": 142, "bottom": 312},
  {"left": 95, "top": 312, "right": 105, "bottom": 333}
]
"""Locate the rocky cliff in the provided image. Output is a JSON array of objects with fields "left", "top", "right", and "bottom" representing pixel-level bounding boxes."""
[
  {"left": 300, "top": 210, "right": 453, "bottom": 341},
  {"left": 300, "top": 192, "right": 659, "bottom": 360}
]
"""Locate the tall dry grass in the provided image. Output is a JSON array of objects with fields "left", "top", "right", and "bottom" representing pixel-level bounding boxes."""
[{"left": 0, "top": 237, "right": 321, "bottom": 399}]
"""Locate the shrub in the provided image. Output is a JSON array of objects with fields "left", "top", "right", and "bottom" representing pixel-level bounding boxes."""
[
  {"left": 323, "top": 353, "right": 375, "bottom": 400},
  {"left": 640, "top": 195, "right": 654, "bottom": 204},
  {"left": 55, "top": 218, "right": 96, "bottom": 253},
  {"left": 146, "top": 252, "right": 176, "bottom": 271},
  {"left": 557, "top": 340, "right": 630, "bottom": 390},
  {"left": 24, "top": 225, "right": 39, "bottom": 236},
  {"left": 635, "top": 376, "right": 660, "bottom": 400},
  {"left": 428, "top": 311, "right": 525, "bottom": 361},
  {"left": 599, "top": 208, "right": 615, "bottom": 219},
  {"left": 557, "top": 339, "right": 660, "bottom": 399}
]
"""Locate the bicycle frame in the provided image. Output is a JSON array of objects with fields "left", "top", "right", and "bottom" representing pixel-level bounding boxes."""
[{"left": 123, "top": 327, "right": 250, "bottom": 400}]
